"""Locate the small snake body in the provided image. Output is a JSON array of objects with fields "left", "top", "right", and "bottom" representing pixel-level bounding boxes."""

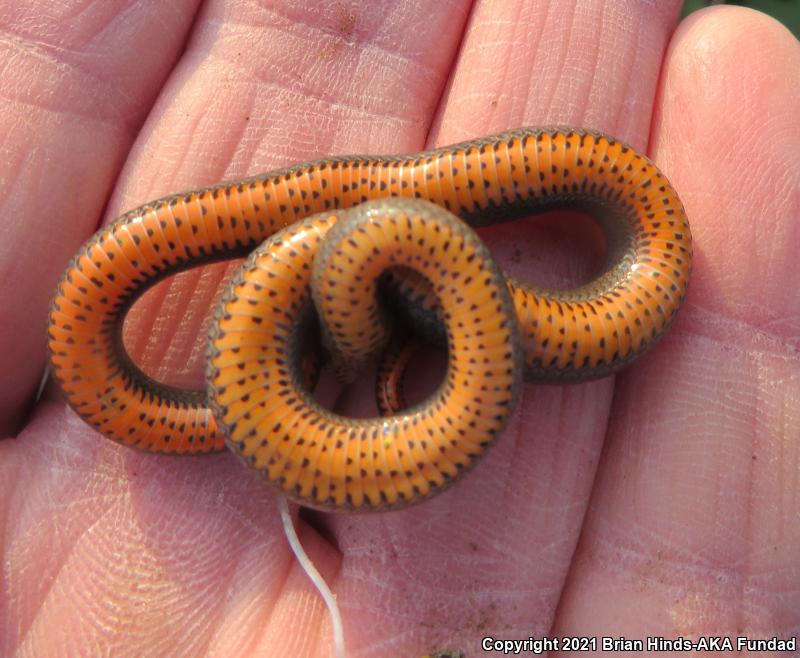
[{"left": 48, "top": 127, "right": 692, "bottom": 510}]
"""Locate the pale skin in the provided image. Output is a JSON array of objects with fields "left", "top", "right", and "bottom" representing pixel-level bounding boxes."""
[{"left": 1, "top": 1, "right": 799, "bottom": 656}]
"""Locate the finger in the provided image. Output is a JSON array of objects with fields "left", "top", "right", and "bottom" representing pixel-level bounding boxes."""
[
  {"left": 554, "top": 6, "right": 800, "bottom": 636},
  {"left": 0, "top": 0, "right": 202, "bottom": 435},
  {"left": 106, "top": 0, "right": 479, "bottom": 394},
  {"left": 327, "top": 0, "right": 684, "bottom": 655}
]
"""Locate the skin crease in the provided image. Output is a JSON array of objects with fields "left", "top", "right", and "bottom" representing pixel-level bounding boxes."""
[{"left": 0, "top": 1, "right": 798, "bottom": 657}]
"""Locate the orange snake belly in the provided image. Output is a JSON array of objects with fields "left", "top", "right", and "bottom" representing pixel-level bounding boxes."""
[{"left": 47, "top": 127, "right": 692, "bottom": 510}]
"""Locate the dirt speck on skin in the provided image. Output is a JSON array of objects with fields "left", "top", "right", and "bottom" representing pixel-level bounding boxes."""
[
  {"left": 319, "top": 3, "right": 356, "bottom": 60},
  {"left": 335, "top": 1, "right": 356, "bottom": 39},
  {"left": 470, "top": 601, "right": 498, "bottom": 634}
]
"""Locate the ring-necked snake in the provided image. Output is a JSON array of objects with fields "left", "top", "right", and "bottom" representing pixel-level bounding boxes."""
[{"left": 47, "top": 127, "right": 692, "bottom": 511}]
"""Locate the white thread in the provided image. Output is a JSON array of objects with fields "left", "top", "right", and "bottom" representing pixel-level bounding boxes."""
[{"left": 278, "top": 496, "right": 346, "bottom": 658}]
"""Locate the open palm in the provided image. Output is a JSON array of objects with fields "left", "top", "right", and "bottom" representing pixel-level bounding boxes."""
[{"left": 2, "top": 1, "right": 798, "bottom": 656}]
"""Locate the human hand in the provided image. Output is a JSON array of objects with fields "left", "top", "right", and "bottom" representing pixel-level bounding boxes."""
[{"left": 1, "top": 1, "right": 798, "bottom": 656}]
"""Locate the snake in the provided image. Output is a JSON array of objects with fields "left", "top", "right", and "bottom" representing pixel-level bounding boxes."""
[{"left": 47, "top": 127, "right": 692, "bottom": 511}]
